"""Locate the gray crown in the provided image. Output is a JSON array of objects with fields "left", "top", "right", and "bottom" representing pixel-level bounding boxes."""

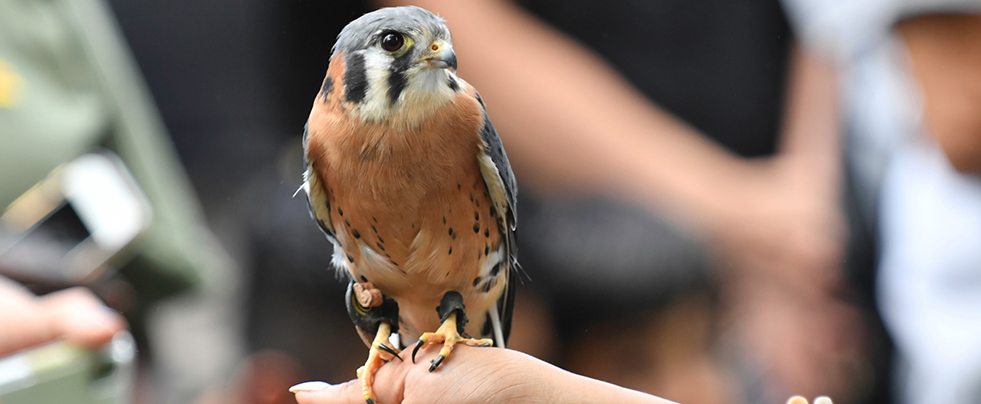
[{"left": 332, "top": 6, "right": 451, "bottom": 57}]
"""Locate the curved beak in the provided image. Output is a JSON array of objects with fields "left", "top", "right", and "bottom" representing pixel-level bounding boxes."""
[{"left": 425, "top": 44, "right": 457, "bottom": 70}]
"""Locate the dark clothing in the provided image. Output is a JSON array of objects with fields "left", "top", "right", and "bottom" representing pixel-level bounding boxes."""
[
  {"left": 513, "top": 0, "right": 793, "bottom": 326},
  {"left": 521, "top": 0, "right": 792, "bottom": 157}
]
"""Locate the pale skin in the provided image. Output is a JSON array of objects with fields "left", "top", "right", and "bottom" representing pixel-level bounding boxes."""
[
  {"left": 0, "top": 276, "right": 127, "bottom": 356},
  {"left": 291, "top": 345, "right": 836, "bottom": 404},
  {"left": 293, "top": 344, "right": 679, "bottom": 404},
  {"left": 290, "top": 346, "right": 835, "bottom": 404}
]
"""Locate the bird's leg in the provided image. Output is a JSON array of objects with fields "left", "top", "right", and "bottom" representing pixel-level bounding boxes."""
[
  {"left": 411, "top": 291, "right": 493, "bottom": 371},
  {"left": 357, "top": 321, "right": 401, "bottom": 404},
  {"left": 345, "top": 281, "right": 401, "bottom": 404}
]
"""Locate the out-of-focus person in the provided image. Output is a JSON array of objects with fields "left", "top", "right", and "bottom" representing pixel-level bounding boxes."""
[
  {"left": 0, "top": 0, "right": 244, "bottom": 403},
  {"left": 782, "top": 0, "right": 981, "bottom": 402}
]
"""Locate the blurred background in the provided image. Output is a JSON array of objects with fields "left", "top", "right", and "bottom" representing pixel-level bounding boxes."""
[{"left": 2, "top": 0, "right": 980, "bottom": 404}]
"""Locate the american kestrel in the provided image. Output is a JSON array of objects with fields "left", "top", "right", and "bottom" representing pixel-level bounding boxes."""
[{"left": 301, "top": 6, "right": 517, "bottom": 403}]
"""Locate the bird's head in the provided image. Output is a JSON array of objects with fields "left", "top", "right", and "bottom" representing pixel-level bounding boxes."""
[{"left": 331, "top": 6, "right": 461, "bottom": 122}]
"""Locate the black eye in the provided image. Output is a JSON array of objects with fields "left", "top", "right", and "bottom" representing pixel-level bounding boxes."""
[{"left": 380, "top": 33, "right": 404, "bottom": 52}]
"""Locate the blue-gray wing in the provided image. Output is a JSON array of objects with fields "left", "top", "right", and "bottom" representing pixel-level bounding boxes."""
[
  {"left": 478, "top": 113, "right": 517, "bottom": 229},
  {"left": 476, "top": 110, "right": 518, "bottom": 347}
]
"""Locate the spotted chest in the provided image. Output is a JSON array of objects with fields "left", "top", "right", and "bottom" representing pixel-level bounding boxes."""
[{"left": 304, "top": 56, "right": 508, "bottom": 340}]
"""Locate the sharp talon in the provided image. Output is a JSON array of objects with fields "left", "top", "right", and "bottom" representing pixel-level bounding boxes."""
[
  {"left": 378, "top": 344, "right": 402, "bottom": 361},
  {"left": 412, "top": 339, "right": 425, "bottom": 364},
  {"left": 429, "top": 355, "right": 445, "bottom": 372},
  {"left": 478, "top": 342, "right": 491, "bottom": 347},
  {"left": 366, "top": 399, "right": 375, "bottom": 404}
]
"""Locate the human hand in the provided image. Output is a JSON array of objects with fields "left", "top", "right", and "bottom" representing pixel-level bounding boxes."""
[
  {"left": 707, "top": 155, "right": 845, "bottom": 295},
  {"left": 0, "top": 277, "right": 127, "bottom": 356},
  {"left": 728, "top": 279, "right": 867, "bottom": 403},
  {"left": 291, "top": 345, "right": 545, "bottom": 404},
  {"left": 291, "top": 344, "right": 675, "bottom": 404}
]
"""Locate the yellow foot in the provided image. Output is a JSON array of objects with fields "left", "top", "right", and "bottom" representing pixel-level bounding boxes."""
[
  {"left": 359, "top": 322, "right": 401, "bottom": 404},
  {"left": 411, "top": 312, "right": 493, "bottom": 372}
]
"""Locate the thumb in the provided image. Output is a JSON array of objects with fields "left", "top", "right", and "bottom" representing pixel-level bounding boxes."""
[{"left": 291, "top": 380, "right": 370, "bottom": 404}]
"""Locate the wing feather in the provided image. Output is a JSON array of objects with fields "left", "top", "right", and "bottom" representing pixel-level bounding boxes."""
[
  {"left": 476, "top": 110, "right": 518, "bottom": 347},
  {"left": 303, "top": 122, "right": 349, "bottom": 275}
]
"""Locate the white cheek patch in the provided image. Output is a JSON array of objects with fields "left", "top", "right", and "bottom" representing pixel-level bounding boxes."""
[
  {"left": 357, "top": 50, "right": 395, "bottom": 122},
  {"left": 348, "top": 50, "right": 458, "bottom": 126}
]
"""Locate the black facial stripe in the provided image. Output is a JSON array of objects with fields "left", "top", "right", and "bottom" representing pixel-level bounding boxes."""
[
  {"left": 387, "top": 53, "right": 412, "bottom": 105},
  {"left": 320, "top": 76, "right": 333, "bottom": 100},
  {"left": 447, "top": 75, "right": 460, "bottom": 92},
  {"left": 344, "top": 53, "right": 368, "bottom": 103}
]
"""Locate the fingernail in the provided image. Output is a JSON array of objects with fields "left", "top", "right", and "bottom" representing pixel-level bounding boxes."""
[
  {"left": 786, "top": 396, "right": 808, "bottom": 404},
  {"left": 79, "top": 307, "right": 121, "bottom": 332},
  {"left": 814, "top": 396, "right": 833, "bottom": 404},
  {"left": 289, "top": 381, "right": 332, "bottom": 393}
]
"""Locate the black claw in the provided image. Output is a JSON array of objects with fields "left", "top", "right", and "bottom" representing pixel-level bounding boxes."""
[
  {"left": 429, "top": 355, "right": 445, "bottom": 372},
  {"left": 411, "top": 339, "right": 425, "bottom": 364},
  {"left": 478, "top": 342, "right": 492, "bottom": 347},
  {"left": 378, "top": 344, "right": 402, "bottom": 361},
  {"left": 366, "top": 399, "right": 375, "bottom": 404}
]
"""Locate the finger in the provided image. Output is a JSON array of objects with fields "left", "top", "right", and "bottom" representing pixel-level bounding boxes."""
[
  {"left": 786, "top": 396, "right": 808, "bottom": 404},
  {"left": 292, "top": 380, "right": 368, "bottom": 404},
  {"left": 41, "top": 288, "right": 127, "bottom": 348}
]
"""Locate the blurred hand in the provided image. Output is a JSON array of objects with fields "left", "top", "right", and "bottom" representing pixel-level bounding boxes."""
[
  {"left": 0, "top": 277, "right": 127, "bottom": 356},
  {"left": 729, "top": 279, "right": 868, "bottom": 403},
  {"left": 708, "top": 154, "right": 845, "bottom": 295},
  {"left": 292, "top": 344, "right": 675, "bottom": 404}
]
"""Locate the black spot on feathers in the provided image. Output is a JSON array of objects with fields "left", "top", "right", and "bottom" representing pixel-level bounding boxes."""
[
  {"left": 320, "top": 76, "right": 333, "bottom": 100},
  {"left": 490, "top": 263, "right": 502, "bottom": 276}
]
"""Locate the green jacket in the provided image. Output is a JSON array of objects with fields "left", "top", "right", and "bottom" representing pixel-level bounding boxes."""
[{"left": 0, "top": 0, "right": 231, "bottom": 308}]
